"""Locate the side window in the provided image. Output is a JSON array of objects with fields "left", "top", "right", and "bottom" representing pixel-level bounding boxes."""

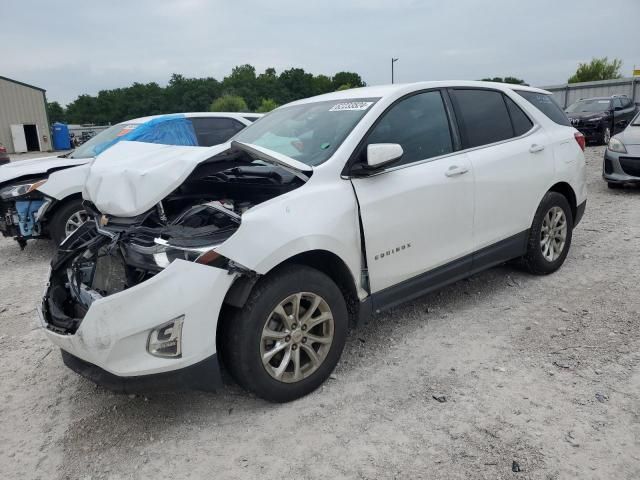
[
  {"left": 190, "top": 117, "right": 246, "bottom": 146},
  {"left": 450, "top": 89, "right": 514, "bottom": 148},
  {"left": 515, "top": 91, "right": 571, "bottom": 126},
  {"left": 613, "top": 98, "right": 623, "bottom": 110},
  {"left": 365, "top": 90, "right": 453, "bottom": 166},
  {"left": 504, "top": 96, "right": 534, "bottom": 136}
]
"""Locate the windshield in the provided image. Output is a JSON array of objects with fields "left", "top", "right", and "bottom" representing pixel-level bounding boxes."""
[
  {"left": 69, "top": 123, "right": 139, "bottom": 159},
  {"left": 566, "top": 99, "right": 611, "bottom": 113},
  {"left": 233, "top": 98, "right": 379, "bottom": 166}
]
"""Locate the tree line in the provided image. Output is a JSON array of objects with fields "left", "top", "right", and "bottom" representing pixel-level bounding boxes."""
[{"left": 46, "top": 65, "right": 366, "bottom": 125}]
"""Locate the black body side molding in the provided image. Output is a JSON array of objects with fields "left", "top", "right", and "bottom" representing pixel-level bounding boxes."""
[{"left": 363, "top": 230, "right": 529, "bottom": 317}]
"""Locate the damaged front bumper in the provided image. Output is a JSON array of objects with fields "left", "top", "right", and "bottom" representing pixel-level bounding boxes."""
[{"left": 40, "top": 259, "right": 237, "bottom": 392}]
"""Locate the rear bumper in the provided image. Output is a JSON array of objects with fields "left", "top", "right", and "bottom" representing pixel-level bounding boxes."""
[{"left": 61, "top": 349, "right": 222, "bottom": 393}]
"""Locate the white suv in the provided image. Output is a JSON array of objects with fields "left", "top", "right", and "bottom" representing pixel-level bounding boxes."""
[{"left": 41, "top": 81, "right": 587, "bottom": 402}]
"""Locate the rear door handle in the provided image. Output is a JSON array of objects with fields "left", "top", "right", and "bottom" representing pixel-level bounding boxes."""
[
  {"left": 445, "top": 165, "right": 469, "bottom": 177},
  {"left": 529, "top": 144, "right": 545, "bottom": 153}
]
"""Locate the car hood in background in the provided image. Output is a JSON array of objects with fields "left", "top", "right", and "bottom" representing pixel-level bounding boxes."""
[
  {"left": 620, "top": 126, "right": 640, "bottom": 145},
  {"left": 565, "top": 111, "right": 609, "bottom": 120},
  {"left": 0, "top": 155, "right": 90, "bottom": 184},
  {"left": 83, "top": 141, "right": 227, "bottom": 217}
]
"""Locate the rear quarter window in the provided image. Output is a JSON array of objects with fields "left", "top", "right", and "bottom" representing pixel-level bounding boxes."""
[
  {"left": 449, "top": 89, "right": 514, "bottom": 148},
  {"left": 515, "top": 91, "right": 570, "bottom": 127}
]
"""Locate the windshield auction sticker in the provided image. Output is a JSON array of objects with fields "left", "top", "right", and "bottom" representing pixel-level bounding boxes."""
[
  {"left": 329, "top": 102, "right": 374, "bottom": 112},
  {"left": 116, "top": 125, "right": 138, "bottom": 137}
]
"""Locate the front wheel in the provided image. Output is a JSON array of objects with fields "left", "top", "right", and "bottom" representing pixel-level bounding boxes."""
[
  {"left": 49, "top": 199, "right": 88, "bottom": 245},
  {"left": 522, "top": 192, "right": 573, "bottom": 275},
  {"left": 222, "top": 265, "right": 348, "bottom": 402}
]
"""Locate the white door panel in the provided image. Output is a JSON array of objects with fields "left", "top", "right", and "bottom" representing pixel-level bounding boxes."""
[
  {"left": 469, "top": 129, "right": 554, "bottom": 250},
  {"left": 10, "top": 124, "right": 27, "bottom": 153},
  {"left": 352, "top": 153, "right": 474, "bottom": 293}
]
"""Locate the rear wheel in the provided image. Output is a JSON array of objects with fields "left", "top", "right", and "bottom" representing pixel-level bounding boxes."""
[
  {"left": 49, "top": 199, "right": 88, "bottom": 245},
  {"left": 522, "top": 192, "right": 573, "bottom": 275},
  {"left": 223, "top": 265, "right": 348, "bottom": 402}
]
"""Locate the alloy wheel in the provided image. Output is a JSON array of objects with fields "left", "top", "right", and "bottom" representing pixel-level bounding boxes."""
[
  {"left": 64, "top": 210, "right": 88, "bottom": 237},
  {"left": 260, "top": 292, "right": 334, "bottom": 383},
  {"left": 540, "top": 206, "right": 567, "bottom": 262}
]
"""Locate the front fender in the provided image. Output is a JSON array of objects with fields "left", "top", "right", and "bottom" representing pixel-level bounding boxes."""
[{"left": 216, "top": 177, "right": 363, "bottom": 291}]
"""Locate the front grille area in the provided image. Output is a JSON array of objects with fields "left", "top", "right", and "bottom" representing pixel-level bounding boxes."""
[
  {"left": 619, "top": 157, "right": 640, "bottom": 177},
  {"left": 604, "top": 158, "right": 613, "bottom": 174}
]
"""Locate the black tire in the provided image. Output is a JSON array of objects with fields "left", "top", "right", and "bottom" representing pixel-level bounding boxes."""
[
  {"left": 607, "top": 182, "right": 623, "bottom": 190},
  {"left": 522, "top": 192, "right": 573, "bottom": 275},
  {"left": 601, "top": 126, "right": 611, "bottom": 146},
  {"left": 49, "top": 198, "right": 87, "bottom": 245},
  {"left": 222, "top": 265, "right": 348, "bottom": 402}
]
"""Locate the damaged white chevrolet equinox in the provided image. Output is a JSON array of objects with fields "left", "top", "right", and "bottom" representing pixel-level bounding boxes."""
[{"left": 41, "top": 81, "right": 587, "bottom": 402}]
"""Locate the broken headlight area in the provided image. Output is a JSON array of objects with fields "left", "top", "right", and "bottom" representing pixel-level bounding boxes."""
[
  {"left": 43, "top": 204, "right": 237, "bottom": 335},
  {"left": 0, "top": 179, "right": 51, "bottom": 240},
  {"left": 43, "top": 161, "right": 305, "bottom": 335}
]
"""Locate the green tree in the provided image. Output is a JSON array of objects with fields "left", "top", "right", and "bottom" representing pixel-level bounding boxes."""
[
  {"left": 165, "top": 73, "right": 221, "bottom": 113},
  {"left": 256, "top": 98, "right": 279, "bottom": 113},
  {"left": 47, "top": 101, "right": 65, "bottom": 123},
  {"left": 336, "top": 83, "right": 352, "bottom": 91},
  {"left": 222, "top": 64, "right": 259, "bottom": 110},
  {"left": 312, "top": 74, "right": 333, "bottom": 96},
  {"left": 480, "top": 76, "right": 527, "bottom": 85},
  {"left": 56, "top": 65, "right": 367, "bottom": 125},
  {"left": 278, "top": 68, "right": 316, "bottom": 103},
  {"left": 65, "top": 94, "right": 99, "bottom": 124},
  {"left": 568, "top": 57, "right": 623, "bottom": 83},
  {"left": 210, "top": 94, "right": 248, "bottom": 112},
  {"left": 332, "top": 72, "right": 366, "bottom": 90}
]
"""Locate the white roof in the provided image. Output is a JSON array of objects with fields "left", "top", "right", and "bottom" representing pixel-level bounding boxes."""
[
  {"left": 124, "top": 112, "right": 263, "bottom": 125},
  {"left": 287, "top": 81, "right": 550, "bottom": 106}
]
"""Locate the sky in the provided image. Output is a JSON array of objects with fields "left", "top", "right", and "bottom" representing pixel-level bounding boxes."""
[{"left": 1, "top": 0, "right": 638, "bottom": 105}]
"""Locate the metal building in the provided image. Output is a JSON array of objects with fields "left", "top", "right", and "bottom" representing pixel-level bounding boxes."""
[
  {"left": 541, "top": 77, "right": 640, "bottom": 109},
  {"left": 0, "top": 76, "right": 51, "bottom": 153}
]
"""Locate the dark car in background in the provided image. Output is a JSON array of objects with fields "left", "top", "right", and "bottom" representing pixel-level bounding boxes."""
[{"left": 565, "top": 95, "right": 637, "bottom": 145}]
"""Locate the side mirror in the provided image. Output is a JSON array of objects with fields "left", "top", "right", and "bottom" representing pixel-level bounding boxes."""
[{"left": 366, "top": 143, "right": 403, "bottom": 169}]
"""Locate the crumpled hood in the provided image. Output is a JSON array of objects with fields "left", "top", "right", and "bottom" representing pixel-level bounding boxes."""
[
  {"left": 619, "top": 125, "right": 640, "bottom": 145},
  {"left": 83, "top": 141, "right": 228, "bottom": 217},
  {"left": 0, "top": 155, "right": 89, "bottom": 185}
]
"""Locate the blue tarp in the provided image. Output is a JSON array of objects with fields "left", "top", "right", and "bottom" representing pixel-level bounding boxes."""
[{"left": 93, "top": 114, "right": 198, "bottom": 156}]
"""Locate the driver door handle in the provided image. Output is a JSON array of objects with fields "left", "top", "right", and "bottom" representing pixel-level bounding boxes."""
[
  {"left": 529, "top": 144, "right": 545, "bottom": 153},
  {"left": 445, "top": 165, "right": 469, "bottom": 177}
]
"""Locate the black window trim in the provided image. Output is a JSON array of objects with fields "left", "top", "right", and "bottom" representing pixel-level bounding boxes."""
[{"left": 342, "top": 88, "right": 461, "bottom": 177}]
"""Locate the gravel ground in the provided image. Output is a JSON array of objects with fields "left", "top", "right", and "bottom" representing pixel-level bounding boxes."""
[{"left": 1, "top": 146, "right": 638, "bottom": 479}]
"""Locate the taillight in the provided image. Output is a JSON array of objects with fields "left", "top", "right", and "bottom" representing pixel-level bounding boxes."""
[{"left": 574, "top": 132, "right": 585, "bottom": 152}]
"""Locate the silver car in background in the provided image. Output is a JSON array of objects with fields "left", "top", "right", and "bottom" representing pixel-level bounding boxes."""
[{"left": 604, "top": 110, "right": 640, "bottom": 189}]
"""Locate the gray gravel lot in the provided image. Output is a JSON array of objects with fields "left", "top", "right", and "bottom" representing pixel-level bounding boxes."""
[{"left": 0, "top": 146, "right": 638, "bottom": 479}]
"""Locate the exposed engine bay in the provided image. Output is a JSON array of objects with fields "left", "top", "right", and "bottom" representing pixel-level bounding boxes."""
[{"left": 43, "top": 150, "right": 306, "bottom": 335}]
